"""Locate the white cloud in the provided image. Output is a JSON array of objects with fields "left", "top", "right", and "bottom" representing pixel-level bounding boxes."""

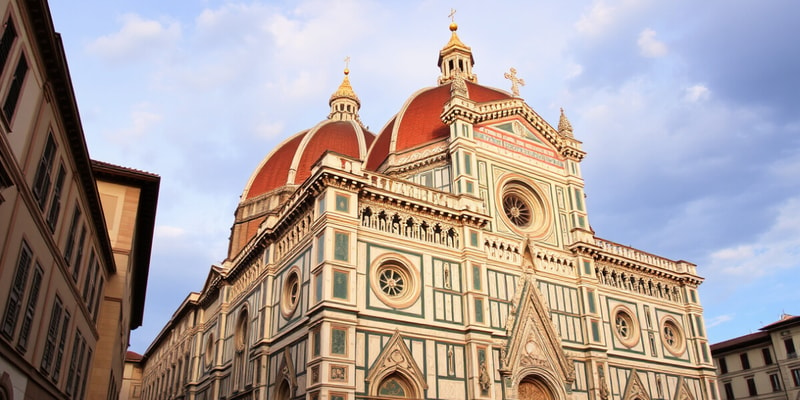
[
  {"left": 112, "top": 103, "right": 162, "bottom": 142},
  {"left": 565, "top": 62, "right": 584, "bottom": 79},
  {"left": 575, "top": 0, "right": 644, "bottom": 36},
  {"left": 707, "top": 197, "right": 800, "bottom": 277},
  {"left": 707, "top": 314, "right": 734, "bottom": 328},
  {"left": 155, "top": 225, "right": 185, "bottom": 239},
  {"left": 637, "top": 28, "right": 667, "bottom": 57},
  {"left": 87, "top": 14, "right": 181, "bottom": 63},
  {"left": 575, "top": 2, "right": 616, "bottom": 35},
  {"left": 684, "top": 84, "right": 710, "bottom": 102}
]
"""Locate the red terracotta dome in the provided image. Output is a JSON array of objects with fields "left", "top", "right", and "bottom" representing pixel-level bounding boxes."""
[
  {"left": 242, "top": 120, "right": 374, "bottom": 200},
  {"left": 229, "top": 69, "right": 374, "bottom": 258},
  {"left": 366, "top": 81, "right": 511, "bottom": 171}
]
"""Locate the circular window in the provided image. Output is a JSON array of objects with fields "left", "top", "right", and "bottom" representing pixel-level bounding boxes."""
[
  {"left": 497, "top": 178, "right": 552, "bottom": 237},
  {"left": 503, "top": 192, "right": 532, "bottom": 228},
  {"left": 204, "top": 334, "right": 215, "bottom": 366},
  {"left": 281, "top": 268, "right": 301, "bottom": 318},
  {"left": 370, "top": 254, "right": 420, "bottom": 309},
  {"left": 612, "top": 307, "right": 639, "bottom": 347},
  {"left": 661, "top": 317, "right": 685, "bottom": 356}
]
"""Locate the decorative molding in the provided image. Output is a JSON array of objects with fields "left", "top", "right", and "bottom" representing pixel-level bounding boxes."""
[
  {"left": 365, "top": 330, "right": 428, "bottom": 397},
  {"left": 621, "top": 369, "right": 651, "bottom": 400},
  {"left": 500, "top": 242, "right": 575, "bottom": 387}
]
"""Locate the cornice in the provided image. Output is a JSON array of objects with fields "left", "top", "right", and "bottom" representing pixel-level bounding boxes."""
[
  {"left": 571, "top": 238, "right": 703, "bottom": 285},
  {"left": 441, "top": 97, "right": 586, "bottom": 162}
]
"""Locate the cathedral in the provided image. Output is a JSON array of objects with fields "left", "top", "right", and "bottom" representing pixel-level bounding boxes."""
[{"left": 135, "top": 21, "right": 717, "bottom": 400}]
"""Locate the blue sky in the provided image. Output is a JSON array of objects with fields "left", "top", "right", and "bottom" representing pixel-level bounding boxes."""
[{"left": 47, "top": 0, "right": 800, "bottom": 353}]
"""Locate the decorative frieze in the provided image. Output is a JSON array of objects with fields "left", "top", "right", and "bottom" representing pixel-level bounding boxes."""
[
  {"left": 595, "top": 264, "right": 682, "bottom": 303},
  {"left": 360, "top": 206, "right": 460, "bottom": 249}
]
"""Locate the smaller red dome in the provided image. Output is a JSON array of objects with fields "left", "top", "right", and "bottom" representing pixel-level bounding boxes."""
[{"left": 243, "top": 120, "right": 374, "bottom": 200}]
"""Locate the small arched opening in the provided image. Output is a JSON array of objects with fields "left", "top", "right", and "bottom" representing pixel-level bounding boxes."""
[
  {"left": 518, "top": 376, "right": 556, "bottom": 400},
  {"left": 375, "top": 372, "right": 418, "bottom": 399}
]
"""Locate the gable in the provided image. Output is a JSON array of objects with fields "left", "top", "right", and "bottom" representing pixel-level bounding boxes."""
[{"left": 474, "top": 118, "right": 566, "bottom": 171}]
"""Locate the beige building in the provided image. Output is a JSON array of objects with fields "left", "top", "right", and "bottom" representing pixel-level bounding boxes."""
[
  {"left": 711, "top": 315, "right": 800, "bottom": 400},
  {"left": 0, "top": 0, "right": 159, "bottom": 399},
  {"left": 121, "top": 351, "right": 145, "bottom": 400},
  {"left": 135, "top": 22, "right": 716, "bottom": 400}
]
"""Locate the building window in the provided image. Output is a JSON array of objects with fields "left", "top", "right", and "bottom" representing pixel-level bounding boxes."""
[
  {"left": 0, "top": 17, "right": 18, "bottom": 74},
  {"left": 83, "top": 255, "right": 99, "bottom": 313},
  {"left": 724, "top": 382, "right": 734, "bottom": 400},
  {"left": 16, "top": 264, "right": 42, "bottom": 352},
  {"left": 370, "top": 254, "right": 421, "bottom": 309},
  {"left": 311, "top": 328, "right": 320, "bottom": 357},
  {"left": 333, "top": 231, "right": 349, "bottom": 261},
  {"left": 316, "top": 232, "right": 325, "bottom": 263},
  {"left": 770, "top": 374, "right": 781, "bottom": 392},
  {"left": 792, "top": 368, "right": 800, "bottom": 386},
  {"left": 64, "top": 206, "right": 81, "bottom": 264},
  {"left": 502, "top": 190, "right": 532, "bottom": 227},
  {"left": 92, "top": 277, "right": 104, "bottom": 323},
  {"left": 612, "top": 306, "right": 639, "bottom": 348},
  {"left": 65, "top": 331, "right": 86, "bottom": 396},
  {"left": 41, "top": 297, "right": 63, "bottom": 374},
  {"left": 761, "top": 348, "right": 773, "bottom": 365},
  {"left": 746, "top": 377, "right": 757, "bottom": 396},
  {"left": 719, "top": 357, "right": 728, "bottom": 374},
  {"left": 32, "top": 133, "right": 57, "bottom": 210},
  {"left": 497, "top": 179, "right": 551, "bottom": 236},
  {"left": 332, "top": 270, "right": 348, "bottom": 300},
  {"left": 2, "top": 241, "right": 32, "bottom": 339},
  {"left": 786, "top": 338, "right": 796, "bottom": 358},
  {"left": 281, "top": 268, "right": 301, "bottom": 318},
  {"left": 740, "top": 353, "right": 750, "bottom": 370},
  {"left": 661, "top": 317, "right": 686, "bottom": 356},
  {"left": 2, "top": 53, "right": 28, "bottom": 121},
  {"left": 331, "top": 326, "right": 347, "bottom": 356},
  {"left": 335, "top": 193, "right": 349, "bottom": 212},
  {"left": 46, "top": 164, "right": 66, "bottom": 231}
]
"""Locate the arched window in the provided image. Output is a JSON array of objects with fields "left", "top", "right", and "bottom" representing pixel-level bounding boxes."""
[
  {"left": 275, "top": 379, "right": 292, "bottom": 400},
  {"left": 378, "top": 373, "right": 415, "bottom": 398},
  {"left": 233, "top": 308, "right": 249, "bottom": 391}
]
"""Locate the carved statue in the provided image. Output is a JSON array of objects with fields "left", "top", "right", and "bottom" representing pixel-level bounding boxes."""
[{"left": 479, "top": 361, "right": 492, "bottom": 392}]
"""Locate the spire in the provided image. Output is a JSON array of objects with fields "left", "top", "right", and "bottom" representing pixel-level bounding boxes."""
[
  {"left": 438, "top": 9, "right": 477, "bottom": 85},
  {"left": 558, "top": 108, "right": 574, "bottom": 138},
  {"left": 329, "top": 58, "right": 362, "bottom": 124}
]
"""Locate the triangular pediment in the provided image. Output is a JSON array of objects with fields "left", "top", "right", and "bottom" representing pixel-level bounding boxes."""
[
  {"left": 198, "top": 265, "right": 225, "bottom": 302},
  {"left": 622, "top": 369, "right": 651, "bottom": 400},
  {"left": 474, "top": 117, "right": 567, "bottom": 170},
  {"left": 501, "top": 245, "right": 574, "bottom": 385},
  {"left": 673, "top": 377, "right": 695, "bottom": 400},
  {"left": 277, "top": 347, "right": 298, "bottom": 389},
  {"left": 493, "top": 120, "right": 546, "bottom": 144},
  {"left": 365, "top": 330, "right": 428, "bottom": 394}
]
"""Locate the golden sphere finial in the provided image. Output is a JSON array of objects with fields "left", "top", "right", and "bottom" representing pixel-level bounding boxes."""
[
  {"left": 450, "top": 22, "right": 458, "bottom": 32},
  {"left": 344, "top": 68, "right": 350, "bottom": 75}
]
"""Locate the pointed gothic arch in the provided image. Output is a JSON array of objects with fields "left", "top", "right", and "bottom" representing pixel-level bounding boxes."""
[
  {"left": 622, "top": 369, "right": 651, "bottom": 400},
  {"left": 274, "top": 348, "right": 298, "bottom": 400},
  {"left": 365, "top": 331, "right": 427, "bottom": 399},
  {"left": 673, "top": 377, "right": 696, "bottom": 400}
]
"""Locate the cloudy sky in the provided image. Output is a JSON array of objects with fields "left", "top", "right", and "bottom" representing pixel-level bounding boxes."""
[{"left": 47, "top": 0, "right": 799, "bottom": 353}]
